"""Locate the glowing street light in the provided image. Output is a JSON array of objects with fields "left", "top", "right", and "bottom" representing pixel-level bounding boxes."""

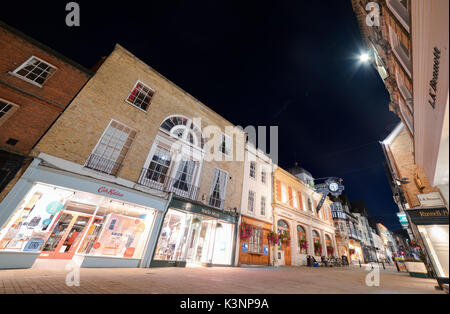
[{"left": 359, "top": 53, "right": 370, "bottom": 62}]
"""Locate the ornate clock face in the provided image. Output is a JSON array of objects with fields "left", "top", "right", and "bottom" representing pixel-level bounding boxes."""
[{"left": 329, "top": 182, "right": 339, "bottom": 192}]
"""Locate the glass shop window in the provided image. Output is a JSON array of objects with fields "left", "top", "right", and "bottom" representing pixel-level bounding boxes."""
[{"left": 248, "top": 227, "right": 263, "bottom": 254}]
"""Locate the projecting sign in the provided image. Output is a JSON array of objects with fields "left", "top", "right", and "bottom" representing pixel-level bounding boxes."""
[
  {"left": 397, "top": 213, "right": 409, "bottom": 227},
  {"left": 242, "top": 242, "right": 249, "bottom": 253}
]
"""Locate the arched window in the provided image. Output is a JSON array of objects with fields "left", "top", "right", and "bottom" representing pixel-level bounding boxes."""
[
  {"left": 277, "top": 219, "right": 289, "bottom": 250},
  {"left": 312, "top": 230, "right": 321, "bottom": 256},
  {"left": 160, "top": 115, "right": 205, "bottom": 149},
  {"left": 297, "top": 225, "right": 307, "bottom": 254}
]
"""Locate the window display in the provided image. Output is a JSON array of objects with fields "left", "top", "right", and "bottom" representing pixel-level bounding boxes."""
[
  {"left": 0, "top": 183, "right": 156, "bottom": 261},
  {"left": 153, "top": 209, "right": 234, "bottom": 265}
]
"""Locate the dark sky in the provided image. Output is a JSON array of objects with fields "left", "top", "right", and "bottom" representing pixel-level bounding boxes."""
[{"left": 0, "top": 1, "right": 402, "bottom": 230}]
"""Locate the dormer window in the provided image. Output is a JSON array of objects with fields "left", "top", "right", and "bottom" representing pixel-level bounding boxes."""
[{"left": 13, "top": 56, "right": 56, "bottom": 86}]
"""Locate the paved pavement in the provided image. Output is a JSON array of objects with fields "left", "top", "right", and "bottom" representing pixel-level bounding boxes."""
[{"left": 0, "top": 264, "right": 444, "bottom": 294}]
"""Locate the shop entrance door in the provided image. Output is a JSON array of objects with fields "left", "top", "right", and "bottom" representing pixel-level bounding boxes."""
[
  {"left": 39, "top": 211, "right": 91, "bottom": 260},
  {"left": 185, "top": 217, "right": 216, "bottom": 265}
]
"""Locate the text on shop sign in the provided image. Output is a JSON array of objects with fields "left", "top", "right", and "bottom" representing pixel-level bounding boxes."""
[
  {"left": 97, "top": 186, "right": 124, "bottom": 197},
  {"left": 428, "top": 47, "right": 441, "bottom": 109}
]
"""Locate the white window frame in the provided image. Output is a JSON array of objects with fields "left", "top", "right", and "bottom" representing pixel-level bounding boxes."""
[
  {"left": 249, "top": 161, "right": 256, "bottom": 179},
  {"left": 386, "top": 0, "right": 410, "bottom": 33},
  {"left": 281, "top": 184, "right": 288, "bottom": 204},
  {"left": 125, "top": 80, "right": 155, "bottom": 112},
  {"left": 220, "top": 133, "right": 232, "bottom": 157},
  {"left": 261, "top": 168, "right": 266, "bottom": 184},
  {"left": 209, "top": 168, "right": 228, "bottom": 209},
  {"left": 0, "top": 98, "right": 19, "bottom": 127},
  {"left": 11, "top": 56, "right": 57, "bottom": 87},
  {"left": 260, "top": 196, "right": 266, "bottom": 216},
  {"left": 292, "top": 190, "right": 299, "bottom": 209},
  {"left": 85, "top": 119, "right": 137, "bottom": 175},
  {"left": 248, "top": 190, "right": 256, "bottom": 213}
]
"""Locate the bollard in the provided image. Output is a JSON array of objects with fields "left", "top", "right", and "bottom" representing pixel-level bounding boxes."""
[
  {"left": 359, "top": 260, "right": 361, "bottom": 268},
  {"left": 382, "top": 262, "right": 385, "bottom": 270}
]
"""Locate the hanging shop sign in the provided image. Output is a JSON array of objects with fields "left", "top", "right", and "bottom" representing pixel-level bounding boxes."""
[
  {"left": 242, "top": 242, "right": 249, "bottom": 253},
  {"left": 417, "top": 192, "right": 445, "bottom": 207},
  {"left": 170, "top": 198, "right": 238, "bottom": 224},
  {"left": 397, "top": 212, "right": 409, "bottom": 227},
  {"left": 406, "top": 207, "right": 449, "bottom": 225}
]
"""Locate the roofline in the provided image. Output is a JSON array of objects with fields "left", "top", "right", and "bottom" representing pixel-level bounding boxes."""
[
  {"left": 112, "top": 44, "right": 240, "bottom": 129},
  {"left": 0, "top": 20, "right": 94, "bottom": 76}
]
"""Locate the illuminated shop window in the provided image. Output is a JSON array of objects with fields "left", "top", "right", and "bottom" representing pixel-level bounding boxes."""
[{"left": 0, "top": 184, "right": 156, "bottom": 260}]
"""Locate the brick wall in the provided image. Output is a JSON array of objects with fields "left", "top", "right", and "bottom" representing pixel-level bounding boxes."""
[
  {"left": 0, "top": 24, "right": 91, "bottom": 155},
  {"left": 31, "top": 44, "right": 245, "bottom": 212}
]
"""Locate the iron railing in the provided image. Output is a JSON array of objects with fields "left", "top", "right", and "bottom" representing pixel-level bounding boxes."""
[
  {"left": 84, "top": 154, "right": 122, "bottom": 176},
  {"left": 137, "top": 168, "right": 199, "bottom": 201}
]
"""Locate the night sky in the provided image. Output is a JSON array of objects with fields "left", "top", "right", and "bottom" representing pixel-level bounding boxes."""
[{"left": 0, "top": 1, "right": 401, "bottom": 230}]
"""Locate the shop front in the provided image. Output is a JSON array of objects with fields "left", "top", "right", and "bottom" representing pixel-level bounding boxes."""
[
  {"left": 0, "top": 160, "right": 167, "bottom": 269},
  {"left": 151, "top": 198, "right": 238, "bottom": 267},
  {"left": 238, "top": 216, "right": 271, "bottom": 266},
  {"left": 406, "top": 207, "right": 449, "bottom": 286},
  {"left": 348, "top": 240, "right": 363, "bottom": 264}
]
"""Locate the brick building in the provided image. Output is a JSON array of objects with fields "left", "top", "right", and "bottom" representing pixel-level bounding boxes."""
[
  {"left": 0, "top": 44, "right": 245, "bottom": 269},
  {"left": 0, "top": 21, "right": 92, "bottom": 202}
]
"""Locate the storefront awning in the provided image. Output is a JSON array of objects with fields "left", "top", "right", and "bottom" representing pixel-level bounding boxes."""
[{"left": 170, "top": 197, "right": 238, "bottom": 224}]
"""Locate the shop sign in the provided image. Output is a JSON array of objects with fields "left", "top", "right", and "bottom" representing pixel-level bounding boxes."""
[
  {"left": 406, "top": 207, "right": 449, "bottom": 225},
  {"left": 97, "top": 186, "right": 124, "bottom": 197},
  {"left": 428, "top": 47, "right": 441, "bottom": 109},
  {"left": 170, "top": 198, "right": 238, "bottom": 223},
  {"left": 417, "top": 192, "right": 444, "bottom": 207},
  {"left": 397, "top": 212, "right": 409, "bottom": 227},
  {"left": 242, "top": 242, "right": 248, "bottom": 253},
  {"left": 263, "top": 245, "right": 269, "bottom": 256}
]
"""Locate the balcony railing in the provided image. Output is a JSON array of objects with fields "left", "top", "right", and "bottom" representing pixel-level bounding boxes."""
[
  {"left": 208, "top": 195, "right": 225, "bottom": 210},
  {"left": 84, "top": 154, "right": 122, "bottom": 176},
  {"left": 137, "top": 168, "right": 199, "bottom": 201}
]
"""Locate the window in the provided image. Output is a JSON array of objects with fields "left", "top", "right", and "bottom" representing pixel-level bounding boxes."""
[
  {"left": 281, "top": 184, "right": 288, "bottom": 204},
  {"left": 0, "top": 99, "right": 19, "bottom": 127},
  {"left": 144, "top": 147, "right": 172, "bottom": 184},
  {"left": 173, "top": 159, "right": 197, "bottom": 192},
  {"left": 86, "top": 120, "right": 136, "bottom": 175},
  {"left": 249, "top": 161, "right": 256, "bottom": 179},
  {"left": 248, "top": 190, "right": 255, "bottom": 213},
  {"left": 126, "top": 81, "right": 154, "bottom": 111},
  {"left": 297, "top": 225, "right": 307, "bottom": 254},
  {"left": 260, "top": 196, "right": 266, "bottom": 216},
  {"left": 220, "top": 134, "right": 232, "bottom": 156},
  {"left": 261, "top": 169, "right": 266, "bottom": 183},
  {"left": 249, "top": 227, "right": 263, "bottom": 254},
  {"left": 308, "top": 197, "right": 314, "bottom": 212},
  {"left": 160, "top": 116, "right": 204, "bottom": 149},
  {"left": 13, "top": 56, "right": 56, "bottom": 86},
  {"left": 292, "top": 191, "right": 299, "bottom": 209},
  {"left": 209, "top": 169, "right": 228, "bottom": 209}
]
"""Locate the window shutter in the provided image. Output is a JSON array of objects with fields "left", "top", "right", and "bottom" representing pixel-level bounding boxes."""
[{"left": 276, "top": 179, "right": 281, "bottom": 202}]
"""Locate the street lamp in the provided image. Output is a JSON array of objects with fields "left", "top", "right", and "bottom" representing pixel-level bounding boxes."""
[{"left": 359, "top": 53, "right": 370, "bottom": 63}]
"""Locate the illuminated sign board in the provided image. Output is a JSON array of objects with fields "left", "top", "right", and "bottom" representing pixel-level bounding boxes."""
[{"left": 397, "top": 212, "right": 409, "bottom": 227}]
